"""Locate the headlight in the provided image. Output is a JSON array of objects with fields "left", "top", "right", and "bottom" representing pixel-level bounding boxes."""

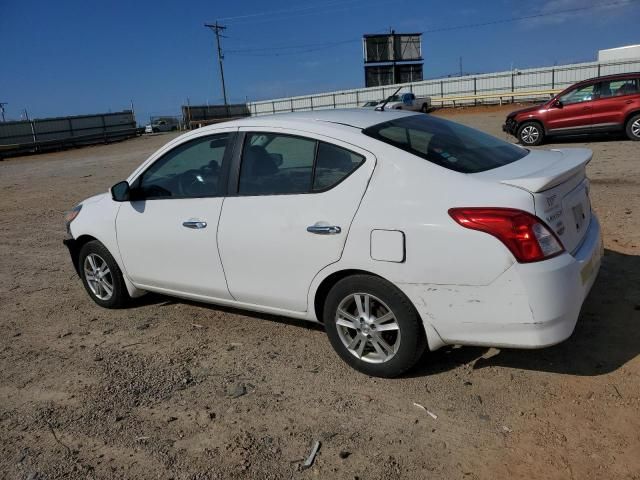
[{"left": 64, "top": 204, "right": 82, "bottom": 234}]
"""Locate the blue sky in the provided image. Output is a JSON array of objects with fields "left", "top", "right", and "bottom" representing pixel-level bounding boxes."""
[{"left": 1, "top": 0, "right": 639, "bottom": 124}]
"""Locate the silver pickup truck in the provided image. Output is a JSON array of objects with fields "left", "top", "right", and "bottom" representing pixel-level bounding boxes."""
[{"left": 383, "top": 92, "right": 431, "bottom": 112}]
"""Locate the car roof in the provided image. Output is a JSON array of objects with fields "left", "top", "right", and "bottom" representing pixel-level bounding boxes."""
[
  {"left": 577, "top": 71, "right": 640, "bottom": 85},
  {"left": 200, "top": 108, "right": 420, "bottom": 132}
]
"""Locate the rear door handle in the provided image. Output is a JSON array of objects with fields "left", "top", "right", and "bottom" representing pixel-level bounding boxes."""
[
  {"left": 307, "top": 224, "right": 341, "bottom": 235},
  {"left": 183, "top": 220, "right": 207, "bottom": 229}
]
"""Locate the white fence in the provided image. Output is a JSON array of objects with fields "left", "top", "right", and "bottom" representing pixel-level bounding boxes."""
[{"left": 247, "top": 58, "right": 640, "bottom": 115}]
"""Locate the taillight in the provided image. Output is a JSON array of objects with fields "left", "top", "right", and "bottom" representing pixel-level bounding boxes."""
[{"left": 448, "top": 208, "right": 564, "bottom": 263}]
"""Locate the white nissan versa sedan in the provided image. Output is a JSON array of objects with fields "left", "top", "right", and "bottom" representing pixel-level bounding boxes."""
[{"left": 63, "top": 109, "right": 602, "bottom": 377}]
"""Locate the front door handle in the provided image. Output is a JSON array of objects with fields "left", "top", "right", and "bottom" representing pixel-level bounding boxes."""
[
  {"left": 183, "top": 220, "right": 207, "bottom": 229},
  {"left": 307, "top": 224, "right": 341, "bottom": 235}
]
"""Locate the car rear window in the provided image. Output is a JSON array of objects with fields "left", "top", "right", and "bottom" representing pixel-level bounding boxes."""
[{"left": 362, "top": 114, "right": 528, "bottom": 173}]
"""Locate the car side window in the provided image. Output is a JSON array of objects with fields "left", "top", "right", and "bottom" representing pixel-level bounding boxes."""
[
  {"left": 599, "top": 79, "right": 639, "bottom": 98},
  {"left": 560, "top": 84, "right": 597, "bottom": 105},
  {"left": 313, "top": 142, "right": 364, "bottom": 191},
  {"left": 237, "top": 133, "right": 366, "bottom": 195},
  {"left": 138, "top": 133, "right": 231, "bottom": 199},
  {"left": 239, "top": 133, "right": 316, "bottom": 195}
]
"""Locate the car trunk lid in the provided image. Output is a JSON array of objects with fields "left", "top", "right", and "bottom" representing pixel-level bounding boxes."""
[{"left": 474, "top": 148, "right": 593, "bottom": 253}]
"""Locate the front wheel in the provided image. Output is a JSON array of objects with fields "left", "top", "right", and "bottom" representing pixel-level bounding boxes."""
[
  {"left": 517, "top": 121, "right": 544, "bottom": 146},
  {"left": 323, "top": 275, "right": 426, "bottom": 377},
  {"left": 625, "top": 114, "right": 640, "bottom": 141},
  {"left": 79, "top": 240, "right": 130, "bottom": 308}
]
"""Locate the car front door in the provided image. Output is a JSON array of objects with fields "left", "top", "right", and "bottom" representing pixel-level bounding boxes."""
[
  {"left": 115, "top": 131, "right": 235, "bottom": 299},
  {"left": 217, "top": 128, "right": 375, "bottom": 312},
  {"left": 545, "top": 82, "right": 598, "bottom": 133}
]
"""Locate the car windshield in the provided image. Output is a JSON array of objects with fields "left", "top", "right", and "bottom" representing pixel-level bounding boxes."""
[{"left": 362, "top": 114, "right": 528, "bottom": 173}]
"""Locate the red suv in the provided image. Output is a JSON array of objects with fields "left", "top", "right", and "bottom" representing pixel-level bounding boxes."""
[{"left": 503, "top": 72, "right": 640, "bottom": 145}]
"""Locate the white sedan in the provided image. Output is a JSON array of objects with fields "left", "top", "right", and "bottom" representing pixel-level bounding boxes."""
[{"left": 63, "top": 109, "right": 602, "bottom": 377}]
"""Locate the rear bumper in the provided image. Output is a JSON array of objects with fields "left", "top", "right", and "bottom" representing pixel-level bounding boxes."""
[{"left": 400, "top": 215, "right": 602, "bottom": 349}]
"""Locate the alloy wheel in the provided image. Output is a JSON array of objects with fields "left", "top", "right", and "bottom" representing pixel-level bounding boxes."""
[
  {"left": 335, "top": 293, "right": 401, "bottom": 364},
  {"left": 632, "top": 119, "right": 640, "bottom": 138},
  {"left": 521, "top": 125, "right": 540, "bottom": 144},
  {"left": 83, "top": 253, "right": 114, "bottom": 301}
]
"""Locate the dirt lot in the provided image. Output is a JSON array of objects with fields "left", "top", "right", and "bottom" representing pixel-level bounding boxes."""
[{"left": 1, "top": 105, "right": 639, "bottom": 479}]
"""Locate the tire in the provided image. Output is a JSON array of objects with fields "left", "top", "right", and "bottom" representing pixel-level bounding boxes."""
[
  {"left": 420, "top": 103, "right": 429, "bottom": 113},
  {"left": 323, "top": 275, "right": 426, "bottom": 378},
  {"left": 625, "top": 113, "right": 640, "bottom": 141},
  {"left": 517, "top": 121, "right": 544, "bottom": 146},
  {"left": 78, "top": 240, "right": 130, "bottom": 308}
]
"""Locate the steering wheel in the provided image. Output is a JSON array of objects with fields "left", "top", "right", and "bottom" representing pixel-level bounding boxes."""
[{"left": 177, "top": 169, "right": 208, "bottom": 196}]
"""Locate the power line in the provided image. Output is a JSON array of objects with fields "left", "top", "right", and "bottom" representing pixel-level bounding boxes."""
[
  {"left": 226, "top": 38, "right": 358, "bottom": 55},
  {"left": 217, "top": 0, "right": 361, "bottom": 22},
  {"left": 223, "top": 0, "right": 639, "bottom": 57}
]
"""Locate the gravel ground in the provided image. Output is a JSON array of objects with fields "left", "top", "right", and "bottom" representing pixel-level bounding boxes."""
[{"left": 1, "top": 105, "right": 639, "bottom": 479}]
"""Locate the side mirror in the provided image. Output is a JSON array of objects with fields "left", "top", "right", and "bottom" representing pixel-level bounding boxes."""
[
  {"left": 552, "top": 99, "right": 563, "bottom": 108},
  {"left": 110, "top": 180, "right": 131, "bottom": 202}
]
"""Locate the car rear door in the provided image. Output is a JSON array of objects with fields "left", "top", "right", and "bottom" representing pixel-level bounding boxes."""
[
  {"left": 591, "top": 77, "right": 640, "bottom": 130},
  {"left": 217, "top": 128, "right": 375, "bottom": 312},
  {"left": 545, "top": 82, "right": 598, "bottom": 134},
  {"left": 115, "top": 130, "right": 236, "bottom": 299}
]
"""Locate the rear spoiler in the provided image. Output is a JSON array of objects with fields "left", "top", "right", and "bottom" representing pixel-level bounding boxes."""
[{"left": 500, "top": 148, "right": 592, "bottom": 193}]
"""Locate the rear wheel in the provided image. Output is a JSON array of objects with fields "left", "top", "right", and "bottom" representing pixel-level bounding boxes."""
[
  {"left": 79, "top": 240, "right": 130, "bottom": 308},
  {"left": 323, "top": 275, "right": 426, "bottom": 377},
  {"left": 625, "top": 113, "right": 640, "bottom": 141},
  {"left": 517, "top": 121, "right": 544, "bottom": 146},
  {"left": 421, "top": 103, "right": 429, "bottom": 113}
]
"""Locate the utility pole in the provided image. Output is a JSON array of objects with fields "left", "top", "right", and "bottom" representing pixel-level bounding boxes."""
[
  {"left": 459, "top": 57, "right": 463, "bottom": 77},
  {"left": 390, "top": 29, "right": 396, "bottom": 85},
  {"left": 0, "top": 102, "right": 6, "bottom": 122},
  {"left": 204, "top": 22, "right": 229, "bottom": 115}
]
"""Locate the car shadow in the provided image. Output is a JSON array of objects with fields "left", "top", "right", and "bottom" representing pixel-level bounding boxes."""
[
  {"left": 545, "top": 131, "right": 628, "bottom": 145},
  {"left": 408, "top": 249, "right": 640, "bottom": 377},
  {"left": 128, "top": 249, "right": 639, "bottom": 378},
  {"left": 129, "top": 292, "right": 324, "bottom": 332}
]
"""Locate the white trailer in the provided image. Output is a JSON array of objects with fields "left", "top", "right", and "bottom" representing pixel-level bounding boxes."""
[{"left": 598, "top": 45, "right": 640, "bottom": 62}]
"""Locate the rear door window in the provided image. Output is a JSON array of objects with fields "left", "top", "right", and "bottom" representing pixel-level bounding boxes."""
[
  {"left": 599, "top": 78, "right": 639, "bottom": 98},
  {"left": 239, "top": 133, "right": 315, "bottom": 195},
  {"left": 313, "top": 142, "right": 364, "bottom": 191},
  {"left": 237, "top": 133, "right": 365, "bottom": 195}
]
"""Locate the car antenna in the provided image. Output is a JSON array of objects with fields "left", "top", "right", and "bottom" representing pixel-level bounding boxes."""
[{"left": 375, "top": 87, "right": 402, "bottom": 112}]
